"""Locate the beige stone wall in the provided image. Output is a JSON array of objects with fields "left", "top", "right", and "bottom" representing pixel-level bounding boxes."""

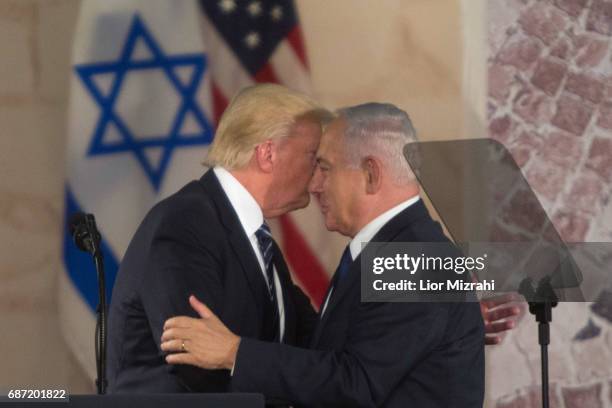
[
  {"left": 296, "top": 0, "right": 471, "bottom": 250},
  {"left": 298, "top": 0, "right": 467, "bottom": 140},
  {"left": 0, "top": 0, "right": 470, "bottom": 395},
  {"left": 486, "top": 0, "right": 612, "bottom": 407},
  {"left": 0, "top": 0, "right": 93, "bottom": 393}
]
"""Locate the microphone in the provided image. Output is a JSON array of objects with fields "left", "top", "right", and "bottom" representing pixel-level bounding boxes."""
[{"left": 69, "top": 212, "right": 101, "bottom": 255}]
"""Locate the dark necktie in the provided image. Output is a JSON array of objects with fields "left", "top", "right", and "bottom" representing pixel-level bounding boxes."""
[
  {"left": 335, "top": 246, "right": 353, "bottom": 283},
  {"left": 255, "top": 222, "right": 280, "bottom": 341},
  {"left": 321, "top": 246, "right": 353, "bottom": 317}
]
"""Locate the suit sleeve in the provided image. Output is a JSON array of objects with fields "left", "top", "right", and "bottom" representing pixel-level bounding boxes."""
[
  {"left": 231, "top": 302, "right": 450, "bottom": 407},
  {"left": 139, "top": 206, "right": 229, "bottom": 391}
]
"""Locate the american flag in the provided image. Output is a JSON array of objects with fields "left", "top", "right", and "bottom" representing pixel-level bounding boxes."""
[{"left": 198, "top": 0, "right": 331, "bottom": 305}]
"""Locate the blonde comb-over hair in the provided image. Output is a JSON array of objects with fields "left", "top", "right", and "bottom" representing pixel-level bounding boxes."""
[{"left": 205, "top": 83, "right": 331, "bottom": 169}]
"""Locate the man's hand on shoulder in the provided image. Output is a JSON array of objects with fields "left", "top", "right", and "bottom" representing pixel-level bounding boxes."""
[{"left": 161, "top": 295, "right": 240, "bottom": 370}]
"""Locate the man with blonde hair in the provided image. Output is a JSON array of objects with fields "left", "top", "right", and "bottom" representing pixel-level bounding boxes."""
[{"left": 107, "top": 83, "right": 328, "bottom": 393}]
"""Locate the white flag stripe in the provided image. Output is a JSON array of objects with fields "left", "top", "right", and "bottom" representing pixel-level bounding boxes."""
[
  {"left": 199, "top": 12, "right": 255, "bottom": 98},
  {"left": 72, "top": 0, "right": 205, "bottom": 65},
  {"left": 290, "top": 203, "right": 347, "bottom": 274},
  {"left": 270, "top": 42, "right": 313, "bottom": 95}
]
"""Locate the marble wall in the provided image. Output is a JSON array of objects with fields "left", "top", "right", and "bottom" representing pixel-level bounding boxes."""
[
  {"left": 486, "top": 0, "right": 612, "bottom": 407},
  {"left": 0, "top": 0, "right": 93, "bottom": 393}
]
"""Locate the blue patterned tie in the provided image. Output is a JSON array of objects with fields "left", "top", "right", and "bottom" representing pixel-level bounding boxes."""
[
  {"left": 255, "top": 222, "right": 280, "bottom": 341},
  {"left": 255, "top": 223, "right": 276, "bottom": 298}
]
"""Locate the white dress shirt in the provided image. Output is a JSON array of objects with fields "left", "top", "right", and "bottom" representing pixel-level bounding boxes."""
[
  {"left": 320, "top": 196, "right": 421, "bottom": 316},
  {"left": 213, "top": 167, "right": 285, "bottom": 341}
]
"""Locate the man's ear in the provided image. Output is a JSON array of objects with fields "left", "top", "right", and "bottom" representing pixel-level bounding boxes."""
[
  {"left": 363, "top": 156, "right": 382, "bottom": 194},
  {"left": 254, "top": 140, "right": 274, "bottom": 173}
]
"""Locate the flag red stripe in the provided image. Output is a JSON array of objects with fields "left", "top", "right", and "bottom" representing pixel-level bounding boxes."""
[
  {"left": 254, "top": 63, "right": 280, "bottom": 83},
  {"left": 211, "top": 81, "right": 229, "bottom": 125},
  {"left": 286, "top": 26, "right": 309, "bottom": 69},
  {"left": 279, "top": 214, "right": 329, "bottom": 307}
]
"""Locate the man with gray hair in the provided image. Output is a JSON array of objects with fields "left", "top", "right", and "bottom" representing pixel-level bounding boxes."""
[{"left": 161, "top": 102, "right": 485, "bottom": 407}]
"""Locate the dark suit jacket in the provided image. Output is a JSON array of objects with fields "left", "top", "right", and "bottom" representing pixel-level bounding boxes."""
[
  {"left": 232, "top": 200, "right": 485, "bottom": 407},
  {"left": 107, "top": 170, "right": 317, "bottom": 393}
]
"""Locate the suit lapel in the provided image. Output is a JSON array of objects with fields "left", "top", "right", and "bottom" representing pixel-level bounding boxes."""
[
  {"left": 198, "top": 170, "right": 271, "bottom": 319},
  {"left": 311, "top": 200, "right": 431, "bottom": 347}
]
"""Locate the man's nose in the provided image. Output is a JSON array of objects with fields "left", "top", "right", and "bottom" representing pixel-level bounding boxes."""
[{"left": 308, "top": 168, "right": 322, "bottom": 193}]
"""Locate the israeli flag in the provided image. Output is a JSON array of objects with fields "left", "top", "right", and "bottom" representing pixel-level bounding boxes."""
[{"left": 61, "top": 0, "right": 212, "bottom": 379}]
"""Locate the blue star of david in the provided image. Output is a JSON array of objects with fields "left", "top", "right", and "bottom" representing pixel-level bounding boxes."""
[{"left": 75, "top": 14, "right": 213, "bottom": 191}]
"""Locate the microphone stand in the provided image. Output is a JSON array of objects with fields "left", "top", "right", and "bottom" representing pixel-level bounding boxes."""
[
  {"left": 519, "top": 277, "right": 558, "bottom": 408},
  {"left": 93, "top": 242, "right": 107, "bottom": 395},
  {"left": 69, "top": 213, "right": 107, "bottom": 394}
]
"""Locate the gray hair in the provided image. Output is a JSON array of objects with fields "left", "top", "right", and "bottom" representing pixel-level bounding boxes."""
[{"left": 336, "top": 102, "right": 418, "bottom": 185}]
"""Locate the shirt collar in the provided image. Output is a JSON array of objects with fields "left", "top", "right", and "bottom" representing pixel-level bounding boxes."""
[
  {"left": 349, "top": 196, "right": 420, "bottom": 259},
  {"left": 213, "top": 166, "right": 263, "bottom": 237}
]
